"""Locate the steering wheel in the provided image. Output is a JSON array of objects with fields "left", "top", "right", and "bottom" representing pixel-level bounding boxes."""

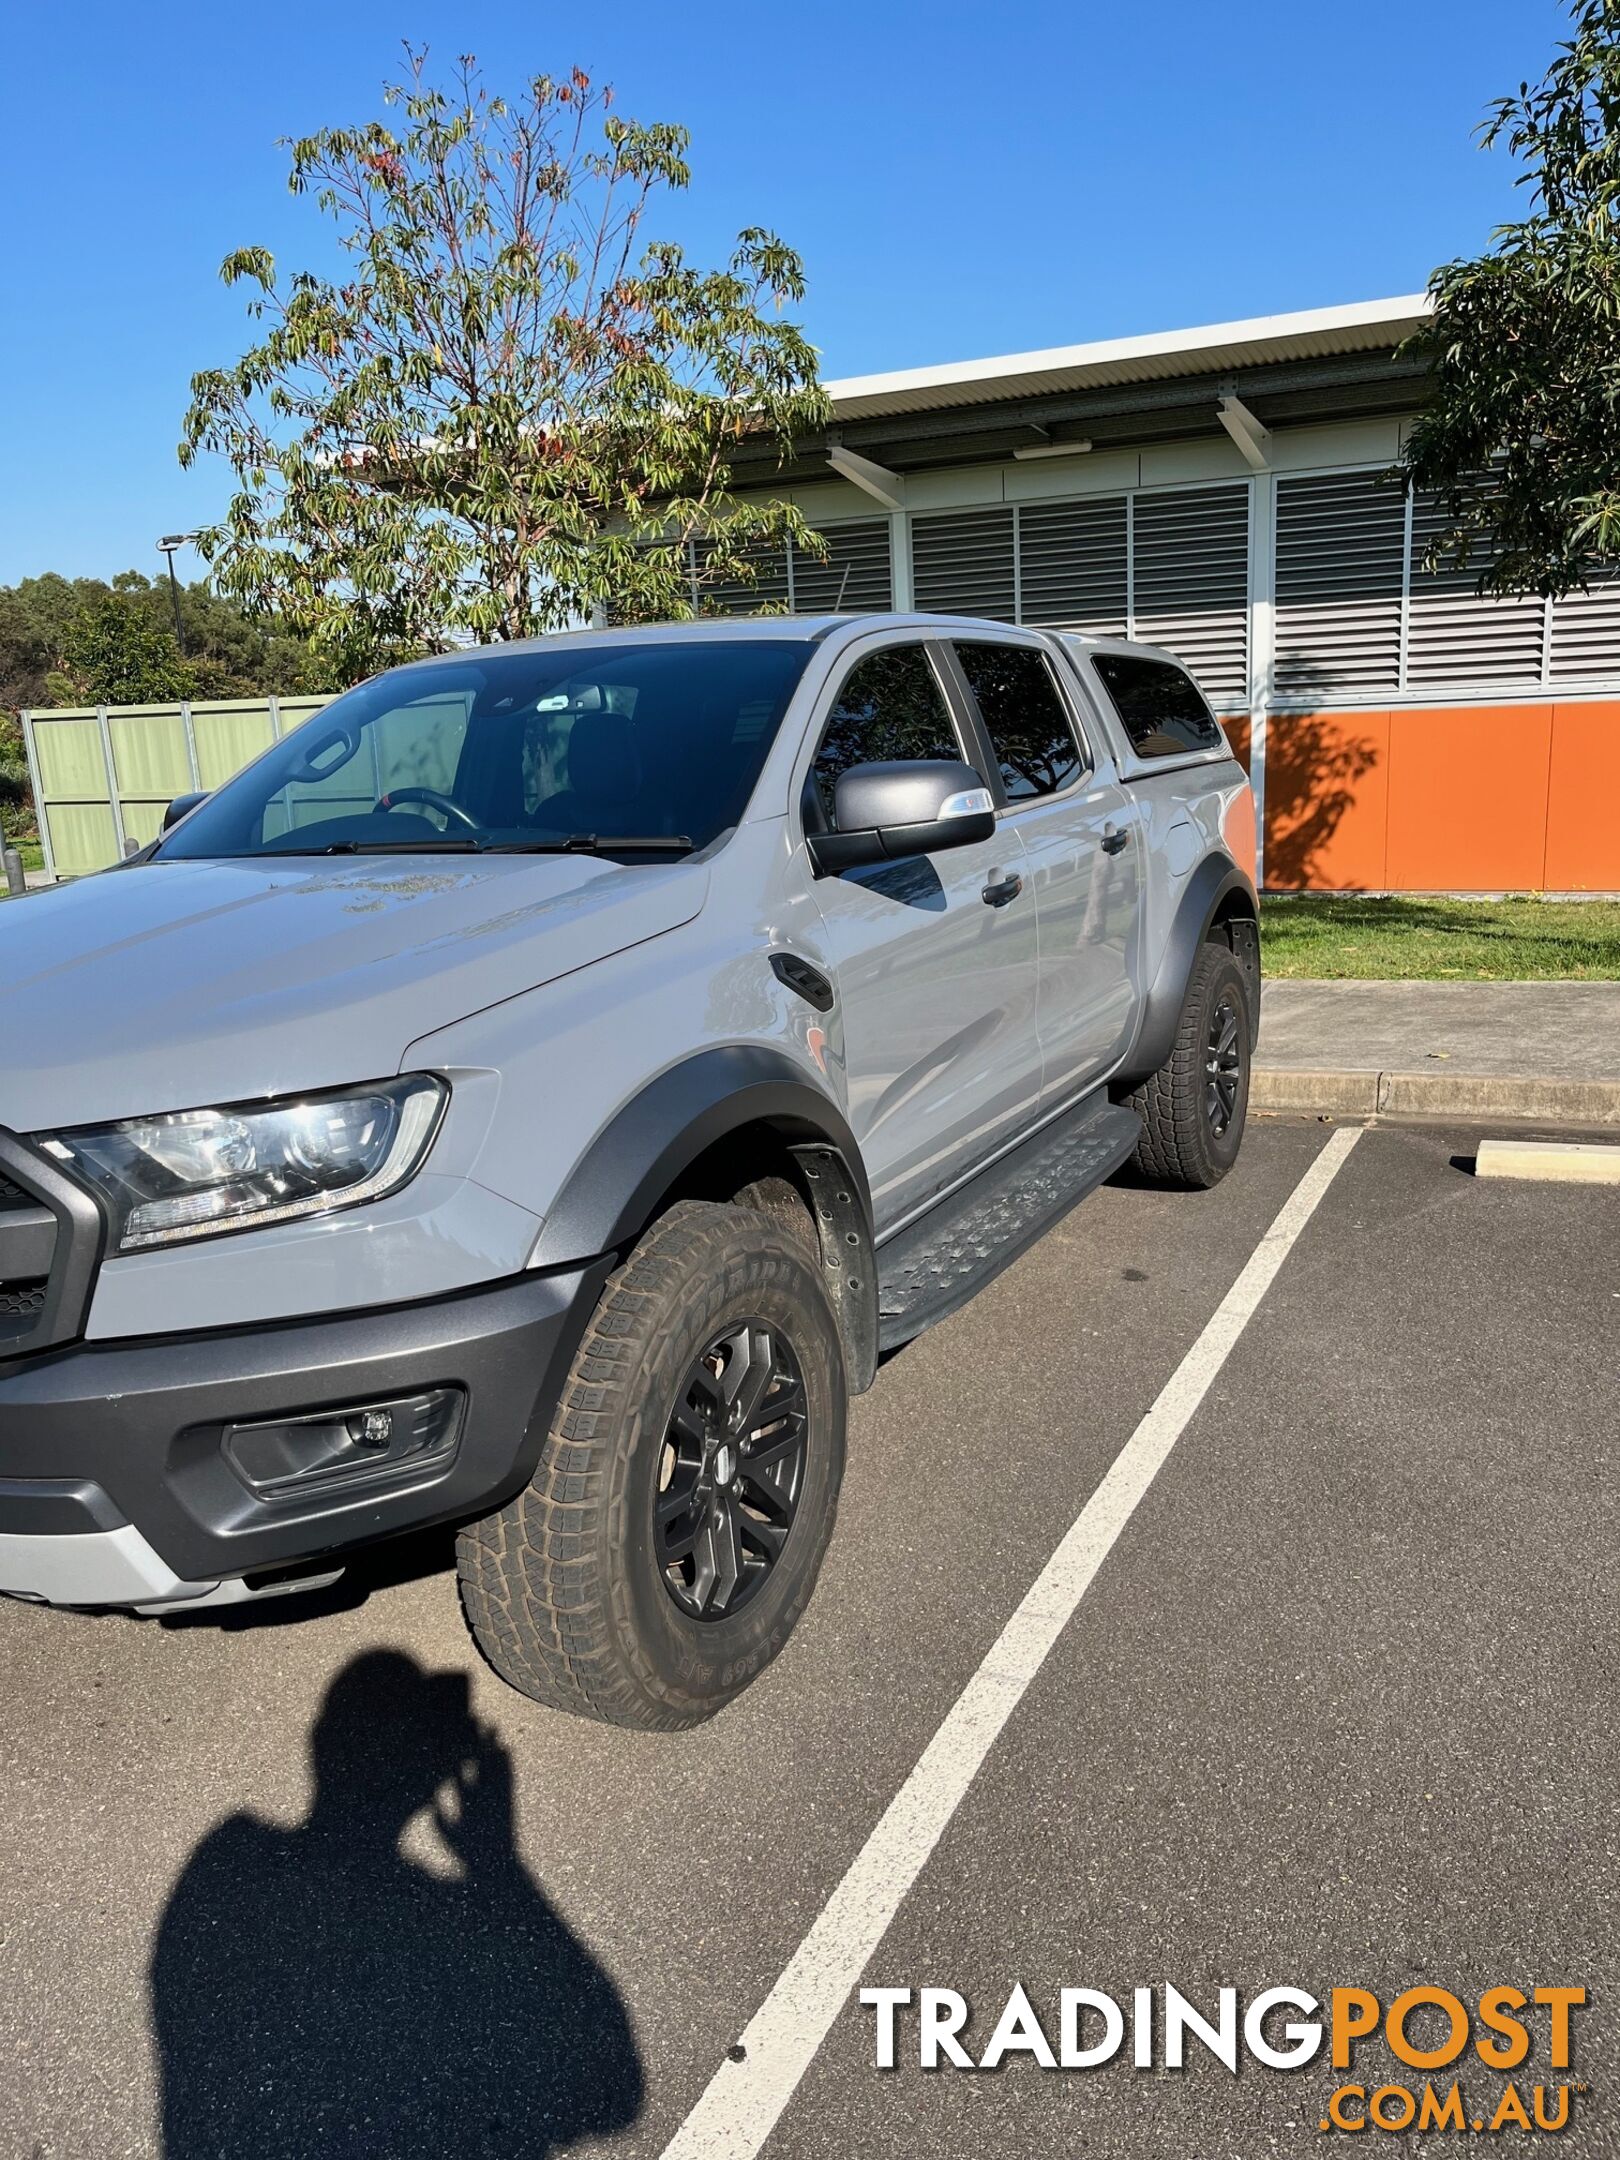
[{"left": 373, "top": 786, "right": 482, "bottom": 836}]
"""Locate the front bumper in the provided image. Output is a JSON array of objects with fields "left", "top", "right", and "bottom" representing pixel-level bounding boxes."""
[{"left": 0, "top": 1261, "right": 608, "bottom": 1610}]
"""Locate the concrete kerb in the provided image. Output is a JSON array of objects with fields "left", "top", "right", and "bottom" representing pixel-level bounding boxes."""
[
  {"left": 1252, "top": 1067, "right": 1620, "bottom": 1125},
  {"left": 1475, "top": 1137, "right": 1620, "bottom": 1184}
]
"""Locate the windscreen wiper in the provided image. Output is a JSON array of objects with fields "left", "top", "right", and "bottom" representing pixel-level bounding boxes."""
[
  {"left": 484, "top": 835, "right": 694, "bottom": 854},
  {"left": 273, "top": 839, "right": 489, "bottom": 855},
  {"left": 264, "top": 833, "right": 692, "bottom": 858}
]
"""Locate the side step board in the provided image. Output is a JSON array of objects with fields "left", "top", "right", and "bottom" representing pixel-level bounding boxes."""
[{"left": 876, "top": 1094, "right": 1142, "bottom": 1352}]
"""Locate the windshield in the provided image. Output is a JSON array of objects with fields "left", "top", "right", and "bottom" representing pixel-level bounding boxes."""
[{"left": 156, "top": 639, "right": 812, "bottom": 861}]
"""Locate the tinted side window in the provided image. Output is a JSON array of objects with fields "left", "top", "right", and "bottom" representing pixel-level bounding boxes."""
[
  {"left": 954, "top": 643, "right": 1084, "bottom": 800},
  {"left": 811, "top": 645, "right": 961, "bottom": 826},
  {"left": 1090, "top": 654, "right": 1223, "bottom": 757}
]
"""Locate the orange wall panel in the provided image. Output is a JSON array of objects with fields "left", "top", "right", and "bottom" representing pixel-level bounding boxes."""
[
  {"left": 1261, "top": 711, "right": 1389, "bottom": 891},
  {"left": 1223, "top": 715, "right": 1251, "bottom": 773},
  {"left": 1241, "top": 699, "right": 1616, "bottom": 892},
  {"left": 1385, "top": 706, "right": 1551, "bottom": 891},
  {"left": 1545, "top": 701, "right": 1620, "bottom": 891}
]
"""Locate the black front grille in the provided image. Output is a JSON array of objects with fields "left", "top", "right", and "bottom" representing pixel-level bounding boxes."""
[{"left": 0, "top": 1131, "right": 105, "bottom": 1356}]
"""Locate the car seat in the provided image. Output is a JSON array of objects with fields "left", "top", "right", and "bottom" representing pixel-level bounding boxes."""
[{"left": 529, "top": 713, "right": 643, "bottom": 831}]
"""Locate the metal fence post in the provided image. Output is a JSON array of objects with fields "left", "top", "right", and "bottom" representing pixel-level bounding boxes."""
[
  {"left": 94, "top": 705, "right": 130, "bottom": 859},
  {"left": 1, "top": 806, "right": 23, "bottom": 898},
  {"left": 20, "top": 709, "right": 56, "bottom": 883},
  {"left": 181, "top": 700, "right": 201, "bottom": 789}
]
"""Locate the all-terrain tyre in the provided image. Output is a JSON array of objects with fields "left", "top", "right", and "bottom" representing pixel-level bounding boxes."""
[
  {"left": 1125, "top": 940, "right": 1252, "bottom": 1189},
  {"left": 457, "top": 1200, "right": 846, "bottom": 1730}
]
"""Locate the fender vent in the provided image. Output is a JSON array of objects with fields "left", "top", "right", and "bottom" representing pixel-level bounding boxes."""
[{"left": 770, "top": 952, "right": 835, "bottom": 1013}]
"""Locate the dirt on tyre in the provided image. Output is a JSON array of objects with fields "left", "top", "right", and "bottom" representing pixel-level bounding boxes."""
[
  {"left": 457, "top": 1199, "right": 846, "bottom": 1730},
  {"left": 1125, "top": 939, "right": 1252, "bottom": 1189}
]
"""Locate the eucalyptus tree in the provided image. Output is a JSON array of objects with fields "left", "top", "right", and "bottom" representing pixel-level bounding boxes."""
[{"left": 182, "top": 50, "right": 828, "bottom": 671}]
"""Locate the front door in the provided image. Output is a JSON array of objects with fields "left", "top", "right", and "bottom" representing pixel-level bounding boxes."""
[{"left": 802, "top": 639, "right": 1041, "bottom": 1230}]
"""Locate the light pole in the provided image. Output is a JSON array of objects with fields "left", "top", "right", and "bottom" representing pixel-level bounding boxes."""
[{"left": 156, "top": 532, "right": 202, "bottom": 655}]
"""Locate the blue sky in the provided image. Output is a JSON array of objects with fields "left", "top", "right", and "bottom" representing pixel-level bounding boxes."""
[{"left": 0, "top": 0, "right": 1569, "bottom": 584}]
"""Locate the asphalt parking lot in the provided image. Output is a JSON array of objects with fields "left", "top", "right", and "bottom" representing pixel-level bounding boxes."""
[{"left": 2, "top": 1114, "right": 1616, "bottom": 2159}]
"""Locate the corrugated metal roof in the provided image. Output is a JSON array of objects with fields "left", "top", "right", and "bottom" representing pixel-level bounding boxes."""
[{"left": 822, "top": 295, "right": 1432, "bottom": 421}]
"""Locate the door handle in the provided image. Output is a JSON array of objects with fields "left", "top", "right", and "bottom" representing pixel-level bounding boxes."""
[
  {"left": 1102, "top": 825, "right": 1129, "bottom": 855},
  {"left": 981, "top": 871, "right": 1024, "bottom": 907}
]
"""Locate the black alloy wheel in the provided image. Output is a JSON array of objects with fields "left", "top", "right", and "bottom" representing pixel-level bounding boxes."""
[
  {"left": 1124, "top": 940, "right": 1251, "bottom": 1190},
  {"left": 654, "top": 1321, "right": 808, "bottom": 1620},
  {"left": 1205, "top": 991, "right": 1243, "bottom": 1137},
  {"left": 458, "top": 1200, "right": 846, "bottom": 1728}
]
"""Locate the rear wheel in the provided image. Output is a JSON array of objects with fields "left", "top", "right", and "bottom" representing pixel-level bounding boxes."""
[
  {"left": 457, "top": 1200, "right": 846, "bottom": 1729},
  {"left": 1125, "top": 940, "right": 1252, "bottom": 1189}
]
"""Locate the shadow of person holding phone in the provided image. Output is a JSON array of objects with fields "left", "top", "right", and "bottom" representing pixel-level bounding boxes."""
[{"left": 150, "top": 1649, "right": 643, "bottom": 2158}]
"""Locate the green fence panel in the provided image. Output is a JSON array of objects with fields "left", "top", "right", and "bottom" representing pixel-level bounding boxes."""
[
  {"left": 119, "top": 801, "right": 169, "bottom": 848},
  {"left": 24, "top": 694, "right": 337, "bottom": 878},
  {"left": 33, "top": 717, "right": 109, "bottom": 802},
  {"left": 193, "top": 706, "right": 276, "bottom": 790},
  {"left": 45, "top": 802, "right": 120, "bottom": 877},
  {"left": 275, "top": 698, "right": 335, "bottom": 733},
  {"left": 110, "top": 711, "right": 192, "bottom": 799}
]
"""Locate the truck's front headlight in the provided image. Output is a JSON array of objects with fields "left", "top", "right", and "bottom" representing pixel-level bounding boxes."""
[{"left": 40, "top": 1075, "right": 447, "bottom": 1253}]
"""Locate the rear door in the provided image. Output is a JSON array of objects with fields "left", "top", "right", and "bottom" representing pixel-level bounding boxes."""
[
  {"left": 801, "top": 635, "right": 1040, "bottom": 1227},
  {"left": 946, "top": 636, "right": 1143, "bottom": 1104}
]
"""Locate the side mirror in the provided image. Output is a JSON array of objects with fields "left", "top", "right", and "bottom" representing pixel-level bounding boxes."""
[
  {"left": 162, "top": 791, "right": 208, "bottom": 832},
  {"left": 808, "top": 761, "right": 996, "bottom": 874}
]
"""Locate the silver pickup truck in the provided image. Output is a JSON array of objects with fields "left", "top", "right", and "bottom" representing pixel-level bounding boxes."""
[{"left": 0, "top": 613, "right": 1257, "bottom": 1727}]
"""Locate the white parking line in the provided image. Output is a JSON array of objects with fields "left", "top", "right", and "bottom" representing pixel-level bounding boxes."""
[{"left": 659, "top": 1123, "right": 1363, "bottom": 2160}]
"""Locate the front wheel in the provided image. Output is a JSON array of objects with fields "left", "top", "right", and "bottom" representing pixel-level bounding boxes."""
[
  {"left": 457, "top": 1200, "right": 847, "bottom": 1729},
  {"left": 1124, "top": 940, "right": 1252, "bottom": 1189}
]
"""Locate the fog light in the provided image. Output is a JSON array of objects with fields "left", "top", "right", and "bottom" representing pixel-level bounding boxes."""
[{"left": 222, "top": 1388, "right": 464, "bottom": 1501}]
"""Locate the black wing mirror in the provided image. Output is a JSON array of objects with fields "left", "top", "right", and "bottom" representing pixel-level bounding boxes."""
[
  {"left": 808, "top": 761, "right": 995, "bottom": 874},
  {"left": 162, "top": 791, "right": 208, "bottom": 832}
]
